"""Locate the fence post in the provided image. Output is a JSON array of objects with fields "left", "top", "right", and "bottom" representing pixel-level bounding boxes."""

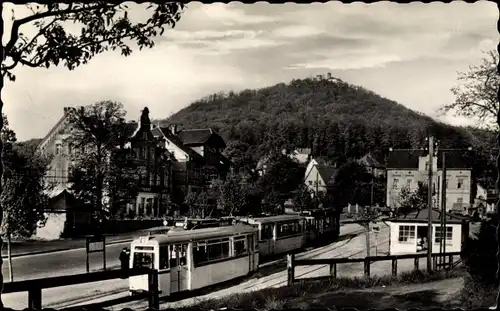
[
  {"left": 330, "top": 263, "right": 337, "bottom": 279},
  {"left": 28, "top": 287, "right": 42, "bottom": 310},
  {"left": 148, "top": 269, "right": 159, "bottom": 310},
  {"left": 287, "top": 253, "right": 295, "bottom": 285},
  {"left": 391, "top": 258, "right": 398, "bottom": 277},
  {"left": 364, "top": 258, "right": 370, "bottom": 278},
  {"left": 414, "top": 257, "right": 419, "bottom": 270}
]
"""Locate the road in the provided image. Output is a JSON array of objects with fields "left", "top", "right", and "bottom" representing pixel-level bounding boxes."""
[
  {"left": 2, "top": 240, "right": 130, "bottom": 282},
  {"left": 2, "top": 223, "right": 378, "bottom": 310}
]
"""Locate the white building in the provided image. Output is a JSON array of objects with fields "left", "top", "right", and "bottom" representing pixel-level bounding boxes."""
[
  {"left": 386, "top": 150, "right": 473, "bottom": 212},
  {"left": 387, "top": 209, "right": 469, "bottom": 255}
]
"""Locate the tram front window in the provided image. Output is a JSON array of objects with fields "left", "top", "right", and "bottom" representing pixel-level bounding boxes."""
[{"left": 133, "top": 252, "right": 155, "bottom": 269}]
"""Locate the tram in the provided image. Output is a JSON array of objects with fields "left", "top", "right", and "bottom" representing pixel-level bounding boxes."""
[
  {"left": 298, "top": 208, "right": 340, "bottom": 246},
  {"left": 128, "top": 223, "right": 259, "bottom": 296},
  {"left": 237, "top": 214, "right": 306, "bottom": 258}
]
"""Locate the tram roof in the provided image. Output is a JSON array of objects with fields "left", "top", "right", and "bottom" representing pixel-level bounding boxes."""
[
  {"left": 147, "top": 223, "right": 258, "bottom": 244},
  {"left": 242, "top": 214, "right": 305, "bottom": 224}
]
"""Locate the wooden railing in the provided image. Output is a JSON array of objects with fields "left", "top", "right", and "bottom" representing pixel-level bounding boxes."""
[
  {"left": 286, "top": 251, "right": 463, "bottom": 285},
  {"left": 3, "top": 268, "right": 159, "bottom": 310}
]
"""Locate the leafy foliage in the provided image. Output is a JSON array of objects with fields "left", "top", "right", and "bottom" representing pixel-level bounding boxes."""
[
  {"left": 2, "top": 2, "right": 185, "bottom": 81},
  {"left": 440, "top": 50, "right": 499, "bottom": 131},
  {"left": 183, "top": 190, "right": 214, "bottom": 218},
  {"left": 396, "top": 182, "right": 429, "bottom": 215},
  {"left": 66, "top": 101, "right": 140, "bottom": 218},
  {"left": 463, "top": 220, "right": 498, "bottom": 286},
  {"left": 1, "top": 116, "right": 53, "bottom": 238},
  {"left": 212, "top": 172, "right": 248, "bottom": 216}
]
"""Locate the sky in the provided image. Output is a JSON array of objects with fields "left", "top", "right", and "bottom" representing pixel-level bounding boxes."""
[{"left": 2, "top": 1, "right": 498, "bottom": 141}]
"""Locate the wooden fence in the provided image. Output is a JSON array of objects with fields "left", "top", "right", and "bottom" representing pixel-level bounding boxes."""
[
  {"left": 286, "top": 251, "right": 463, "bottom": 285},
  {"left": 3, "top": 267, "right": 159, "bottom": 310}
]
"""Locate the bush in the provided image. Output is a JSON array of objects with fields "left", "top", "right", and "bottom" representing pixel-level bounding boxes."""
[
  {"left": 459, "top": 274, "right": 497, "bottom": 309},
  {"left": 462, "top": 219, "right": 498, "bottom": 285}
]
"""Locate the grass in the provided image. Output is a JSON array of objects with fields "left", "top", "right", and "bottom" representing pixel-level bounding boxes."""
[{"left": 187, "top": 268, "right": 465, "bottom": 311}]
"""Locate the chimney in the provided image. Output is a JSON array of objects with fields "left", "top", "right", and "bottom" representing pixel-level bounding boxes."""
[
  {"left": 327, "top": 72, "right": 332, "bottom": 80},
  {"left": 170, "top": 124, "right": 177, "bottom": 135}
]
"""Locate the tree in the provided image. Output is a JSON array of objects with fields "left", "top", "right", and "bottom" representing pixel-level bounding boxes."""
[
  {"left": 1, "top": 122, "right": 53, "bottom": 282},
  {"left": 293, "top": 183, "right": 314, "bottom": 212},
  {"left": 330, "top": 161, "right": 372, "bottom": 210},
  {"left": 1, "top": 2, "right": 185, "bottom": 299},
  {"left": 440, "top": 50, "right": 500, "bottom": 307},
  {"left": 212, "top": 173, "right": 248, "bottom": 217},
  {"left": 184, "top": 190, "right": 214, "bottom": 218},
  {"left": 257, "top": 152, "right": 305, "bottom": 214},
  {"left": 396, "top": 181, "right": 429, "bottom": 215},
  {"left": 66, "top": 101, "right": 139, "bottom": 223},
  {"left": 440, "top": 50, "right": 499, "bottom": 131}
]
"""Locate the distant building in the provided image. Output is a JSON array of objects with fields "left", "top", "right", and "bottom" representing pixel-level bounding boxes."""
[
  {"left": 474, "top": 182, "right": 497, "bottom": 216},
  {"left": 387, "top": 209, "right": 469, "bottom": 255},
  {"left": 357, "top": 152, "right": 385, "bottom": 178},
  {"left": 386, "top": 150, "right": 473, "bottom": 212},
  {"left": 38, "top": 107, "right": 74, "bottom": 187},
  {"left": 152, "top": 125, "right": 231, "bottom": 198},
  {"left": 122, "top": 107, "right": 173, "bottom": 218},
  {"left": 256, "top": 148, "right": 312, "bottom": 176},
  {"left": 304, "top": 162, "right": 338, "bottom": 196}
]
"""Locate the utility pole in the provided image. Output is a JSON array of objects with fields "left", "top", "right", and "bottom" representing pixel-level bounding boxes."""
[
  {"left": 427, "top": 136, "right": 434, "bottom": 273},
  {"left": 434, "top": 146, "right": 472, "bottom": 269}
]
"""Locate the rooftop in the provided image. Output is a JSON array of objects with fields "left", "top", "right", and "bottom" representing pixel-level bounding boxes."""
[{"left": 389, "top": 208, "right": 467, "bottom": 224}]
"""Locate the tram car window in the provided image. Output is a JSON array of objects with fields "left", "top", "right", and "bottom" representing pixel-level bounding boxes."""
[
  {"left": 261, "top": 224, "right": 273, "bottom": 240},
  {"left": 133, "top": 252, "right": 154, "bottom": 269},
  {"left": 234, "top": 237, "right": 247, "bottom": 256}
]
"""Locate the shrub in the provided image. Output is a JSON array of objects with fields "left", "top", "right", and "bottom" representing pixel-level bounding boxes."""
[
  {"left": 462, "top": 219, "right": 498, "bottom": 286},
  {"left": 459, "top": 274, "right": 497, "bottom": 309}
]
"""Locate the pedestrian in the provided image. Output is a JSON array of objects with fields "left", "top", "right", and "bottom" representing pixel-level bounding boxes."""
[{"left": 119, "top": 247, "right": 130, "bottom": 277}]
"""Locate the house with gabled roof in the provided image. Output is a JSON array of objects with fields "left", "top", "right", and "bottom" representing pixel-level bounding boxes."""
[
  {"left": 357, "top": 152, "right": 385, "bottom": 178},
  {"left": 152, "top": 124, "right": 231, "bottom": 197},
  {"left": 386, "top": 149, "right": 473, "bottom": 213},
  {"left": 304, "top": 161, "right": 338, "bottom": 196},
  {"left": 121, "top": 107, "right": 174, "bottom": 218}
]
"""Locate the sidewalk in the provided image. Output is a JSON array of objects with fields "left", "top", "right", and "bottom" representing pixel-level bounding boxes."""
[{"left": 1, "top": 231, "right": 142, "bottom": 258}]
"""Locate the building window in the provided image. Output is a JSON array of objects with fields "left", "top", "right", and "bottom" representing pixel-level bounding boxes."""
[
  {"left": 318, "top": 180, "right": 322, "bottom": 185},
  {"left": 406, "top": 179, "right": 411, "bottom": 187},
  {"left": 457, "top": 198, "right": 463, "bottom": 204},
  {"left": 55, "top": 144, "right": 62, "bottom": 155},
  {"left": 435, "top": 227, "right": 453, "bottom": 244},
  {"left": 425, "top": 162, "right": 429, "bottom": 171},
  {"left": 150, "top": 173, "right": 155, "bottom": 186},
  {"left": 446, "top": 178, "right": 449, "bottom": 189},
  {"left": 398, "top": 225, "right": 415, "bottom": 243},
  {"left": 393, "top": 178, "right": 399, "bottom": 189}
]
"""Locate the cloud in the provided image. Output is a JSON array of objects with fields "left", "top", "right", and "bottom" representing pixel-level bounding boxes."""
[{"left": 2, "top": 1, "right": 497, "bottom": 141}]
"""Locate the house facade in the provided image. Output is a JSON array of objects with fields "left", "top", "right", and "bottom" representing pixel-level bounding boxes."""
[
  {"left": 152, "top": 125, "right": 230, "bottom": 199},
  {"left": 123, "top": 107, "right": 173, "bottom": 218},
  {"left": 357, "top": 152, "right": 385, "bottom": 178},
  {"left": 304, "top": 162, "right": 338, "bottom": 196},
  {"left": 474, "top": 183, "right": 497, "bottom": 216},
  {"left": 386, "top": 150, "right": 473, "bottom": 212},
  {"left": 387, "top": 209, "right": 469, "bottom": 255},
  {"left": 38, "top": 107, "right": 74, "bottom": 186}
]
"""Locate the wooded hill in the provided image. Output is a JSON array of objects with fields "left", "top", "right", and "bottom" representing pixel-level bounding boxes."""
[{"left": 160, "top": 77, "right": 496, "bottom": 178}]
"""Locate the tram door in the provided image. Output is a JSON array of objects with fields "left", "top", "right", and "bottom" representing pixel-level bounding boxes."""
[
  {"left": 248, "top": 234, "right": 255, "bottom": 270},
  {"left": 169, "top": 243, "right": 189, "bottom": 293}
]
